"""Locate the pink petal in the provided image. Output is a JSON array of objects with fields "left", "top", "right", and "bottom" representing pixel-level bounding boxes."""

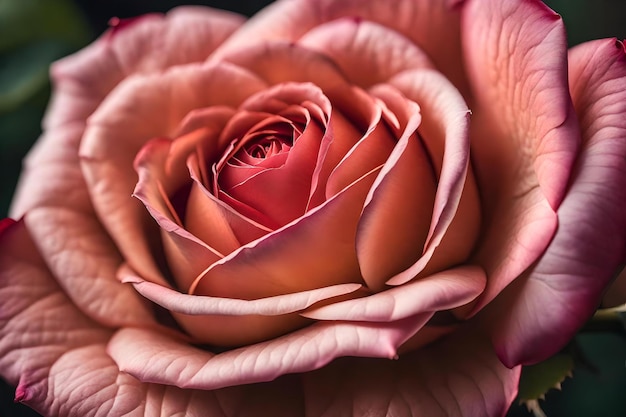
[
  {"left": 218, "top": 83, "right": 333, "bottom": 226},
  {"left": 80, "top": 62, "right": 266, "bottom": 285},
  {"left": 303, "top": 265, "right": 486, "bottom": 321},
  {"left": 324, "top": 94, "right": 393, "bottom": 199},
  {"left": 121, "top": 270, "right": 361, "bottom": 316},
  {"left": 222, "top": 119, "right": 325, "bottom": 226},
  {"left": 9, "top": 5, "right": 246, "bottom": 224},
  {"left": 355, "top": 85, "right": 438, "bottom": 291},
  {"left": 460, "top": 0, "right": 581, "bottom": 311},
  {"left": 298, "top": 19, "right": 434, "bottom": 87},
  {"left": 133, "top": 138, "right": 226, "bottom": 289},
  {"left": 489, "top": 38, "right": 626, "bottom": 367},
  {"left": 186, "top": 155, "right": 272, "bottom": 247},
  {"left": 107, "top": 314, "right": 431, "bottom": 390},
  {"left": 462, "top": 0, "right": 579, "bottom": 210},
  {"left": 0, "top": 219, "right": 518, "bottom": 416},
  {"left": 382, "top": 70, "right": 479, "bottom": 286},
  {"left": 107, "top": 323, "right": 519, "bottom": 417},
  {"left": 0, "top": 219, "right": 112, "bottom": 404},
  {"left": 6, "top": 118, "right": 148, "bottom": 325},
  {"left": 308, "top": 89, "right": 381, "bottom": 208},
  {"left": 0, "top": 218, "right": 15, "bottom": 233},
  {"left": 0, "top": 220, "right": 301, "bottom": 416},
  {"left": 22, "top": 208, "right": 157, "bottom": 328},
  {"left": 6, "top": 117, "right": 155, "bottom": 330},
  {"left": 188, "top": 167, "right": 384, "bottom": 298},
  {"left": 214, "top": 0, "right": 470, "bottom": 97},
  {"left": 40, "top": 6, "right": 244, "bottom": 132},
  {"left": 300, "top": 327, "right": 520, "bottom": 417},
  {"left": 221, "top": 41, "right": 349, "bottom": 91}
]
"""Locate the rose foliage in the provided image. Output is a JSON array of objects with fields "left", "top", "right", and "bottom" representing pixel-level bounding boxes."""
[{"left": 1, "top": 0, "right": 625, "bottom": 416}]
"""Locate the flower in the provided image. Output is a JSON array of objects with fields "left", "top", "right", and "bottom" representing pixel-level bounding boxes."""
[{"left": 1, "top": 0, "right": 625, "bottom": 416}]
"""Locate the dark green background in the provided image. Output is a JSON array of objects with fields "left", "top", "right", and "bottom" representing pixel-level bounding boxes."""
[{"left": 1, "top": 1, "right": 625, "bottom": 416}]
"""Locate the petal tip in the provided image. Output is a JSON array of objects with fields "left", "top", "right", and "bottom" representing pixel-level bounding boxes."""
[
  {"left": 13, "top": 384, "right": 31, "bottom": 403},
  {"left": 0, "top": 218, "right": 17, "bottom": 235}
]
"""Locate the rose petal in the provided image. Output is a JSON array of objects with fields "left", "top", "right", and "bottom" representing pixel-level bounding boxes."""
[
  {"left": 303, "top": 265, "right": 486, "bottom": 321},
  {"left": 189, "top": 165, "right": 382, "bottom": 298},
  {"left": 0, "top": 219, "right": 518, "bottom": 417},
  {"left": 221, "top": 41, "right": 349, "bottom": 91},
  {"left": 301, "top": 327, "right": 520, "bottom": 417},
  {"left": 121, "top": 270, "right": 362, "bottom": 316},
  {"left": 214, "top": 0, "right": 470, "bottom": 97},
  {"left": 489, "top": 38, "right": 626, "bottom": 367},
  {"left": 0, "top": 219, "right": 112, "bottom": 405},
  {"left": 462, "top": 0, "right": 579, "bottom": 210},
  {"left": 11, "top": 4, "right": 243, "bottom": 216},
  {"left": 0, "top": 220, "right": 304, "bottom": 417},
  {"left": 33, "top": 6, "right": 243, "bottom": 133},
  {"left": 218, "top": 83, "right": 333, "bottom": 226},
  {"left": 23, "top": 208, "right": 157, "bottom": 328},
  {"left": 298, "top": 19, "right": 435, "bottom": 87},
  {"left": 4, "top": 114, "right": 158, "bottom": 330},
  {"left": 80, "top": 63, "right": 266, "bottom": 285},
  {"left": 324, "top": 95, "right": 394, "bottom": 199},
  {"left": 187, "top": 155, "right": 272, "bottom": 247},
  {"left": 460, "top": 0, "right": 580, "bottom": 312},
  {"left": 355, "top": 85, "right": 437, "bottom": 291},
  {"left": 107, "top": 314, "right": 431, "bottom": 390},
  {"left": 134, "top": 138, "right": 225, "bottom": 289},
  {"left": 383, "top": 70, "right": 478, "bottom": 286}
]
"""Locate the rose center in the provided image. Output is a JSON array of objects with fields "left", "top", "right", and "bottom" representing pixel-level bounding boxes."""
[{"left": 238, "top": 133, "right": 292, "bottom": 161}]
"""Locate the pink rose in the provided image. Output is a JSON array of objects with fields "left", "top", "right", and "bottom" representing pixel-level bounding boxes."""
[{"left": 1, "top": 0, "right": 625, "bottom": 416}]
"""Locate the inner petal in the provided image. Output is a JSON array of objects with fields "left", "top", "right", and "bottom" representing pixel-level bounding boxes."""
[{"left": 212, "top": 83, "right": 334, "bottom": 227}]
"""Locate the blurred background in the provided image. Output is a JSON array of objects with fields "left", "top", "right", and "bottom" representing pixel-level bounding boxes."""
[{"left": 0, "top": 0, "right": 625, "bottom": 416}]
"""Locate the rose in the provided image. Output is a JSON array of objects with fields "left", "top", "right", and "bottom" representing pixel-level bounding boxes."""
[{"left": 1, "top": 0, "right": 625, "bottom": 416}]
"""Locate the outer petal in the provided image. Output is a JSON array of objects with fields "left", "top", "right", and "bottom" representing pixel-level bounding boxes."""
[
  {"left": 0, "top": 220, "right": 111, "bottom": 411},
  {"left": 80, "top": 63, "right": 266, "bottom": 285},
  {"left": 121, "top": 270, "right": 362, "bottom": 317},
  {"left": 0, "top": 220, "right": 304, "bottom": 417},
  {"left": 298, "top": 19, "right": 435, "bottom": 87},
  {"left": 214, "top": 0, "right": 471, "bottom": 97},
  {"left": 489, "top": 38, "right": 626, "bottom": 367},
  {"left": 11, "top": 6, "right": 244, "bottom": 215},
  {"left": 302, "top": 266, "right": 486, "bottom": 321},
  {"left": 108, "top": 324, "right": 519, "bottom": 417},
  {"left": 300, "top": 328, "right": 520, "bottom": 417},
  {"left": 38, "top": 6, "right": 244, "bottom": 133},
  {"left": 6, "top": 7, "right": 245, "bottom": 330},
  {"left": 355, "top": 86, "right": 436, "bottom": 291},
  {"left": 222, "top": 41, "right": 349, "bottom": 91},
  {"left": 384, "top": 70, "right": 479, "bottom": 286},
  {"left": 0, "top": 221, "right": 519, "bottom": 417},
  {"left": 3, "top": 125, "right": 154, "bottom": 330},
  {"left": 108, "top": 315, "right": 432, "bottom": 390},
  {"left": 461, "top": 0, "right": 580, "bottom": 311}
]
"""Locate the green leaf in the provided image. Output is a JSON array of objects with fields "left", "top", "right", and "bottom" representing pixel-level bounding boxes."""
[{"left": 517, "top": 353, "right": 574, "bottom": 416}]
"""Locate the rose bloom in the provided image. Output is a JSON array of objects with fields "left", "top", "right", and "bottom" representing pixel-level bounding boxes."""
[{"left": 1, "top": 0, "right": 625, "bottom": 416}]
